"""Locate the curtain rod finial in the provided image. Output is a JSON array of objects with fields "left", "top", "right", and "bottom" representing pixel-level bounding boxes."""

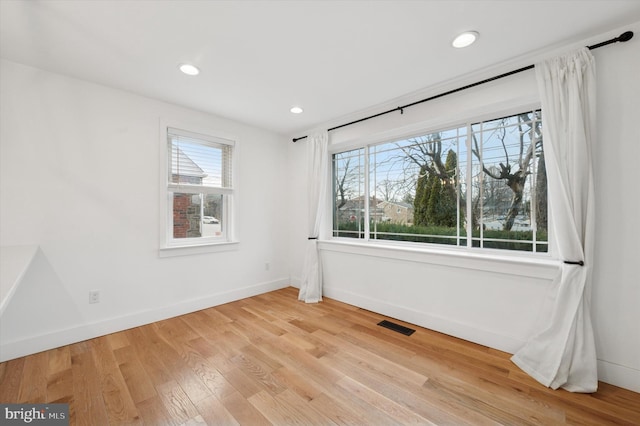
[{"left": 618, "top": 31, "right": 633, "bottom": 43}]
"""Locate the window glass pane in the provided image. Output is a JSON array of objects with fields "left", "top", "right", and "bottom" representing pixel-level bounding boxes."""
[
  {"left": 202, "top": 194, "right": 223, "bottom": 237},
  {"left": 457, "top": 129, "right": 468, "bottom": 244},
  {"left": 172, "top": 193, "right": 202, "bottom": 239},
  {"left": 169, "top": 136, "right": 232, "bottom": 188},
  {"left": 471, "top": 110, "right": 545, "bottom": 251},
  {"left": 368, "top": 129, "right": 464, "bottom": 245},
  {"left": 173, "top": 193, "right": 224, "bottom": 239},
  {"left": 333, "top": 148, "right": 365, "bottom": 238}
]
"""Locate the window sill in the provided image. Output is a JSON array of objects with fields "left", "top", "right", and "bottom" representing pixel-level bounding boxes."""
[
  {"left": 318, "top": 239, "right": 559, "bottom": 279},
  {"left": 159, "top": 241, "right": 239, "bottom": 258}
]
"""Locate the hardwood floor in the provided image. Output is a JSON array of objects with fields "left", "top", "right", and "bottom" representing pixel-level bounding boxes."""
[{"left": 1, "top": 287, "right": 639, "bottom": 425}]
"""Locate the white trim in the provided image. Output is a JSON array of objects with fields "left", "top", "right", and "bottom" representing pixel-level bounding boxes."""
[
  {"left": 319, "top": 240, "right": 558, "bottom": 280},
  {"left": 168, "top": 126, "right": 235, "bottom": 147},
  {"left": 597, "top": 359, "right": 640, "bottom": 393},
  {"left": 0, "top": 278, "right": 290, "bottom": 362},
  {"left": 159, "top": 240, "right": 239, "bottom": 257},
  {"left": 167, "top": 183, "right": 234, "bottom": 195}
]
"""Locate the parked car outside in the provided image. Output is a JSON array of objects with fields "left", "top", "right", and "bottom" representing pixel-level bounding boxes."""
[{"left": 203, "top": 216, "right": 219, "bottom": 224}]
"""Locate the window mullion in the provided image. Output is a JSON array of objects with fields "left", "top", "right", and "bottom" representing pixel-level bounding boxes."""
[
  {"left": 478, "top": 122, "right": 484, "bottom": 249},
  {"left": 466, "top": 123, "right": 473, "bottom": 248},
  {"left": 168, "top": 183, "right": 233, "bottom": 195},
  {"left": 364, "top": 146, "right": 370, "bottom": 241},
  {"left": 531, "top": 109, "right": 538, "bottom": 253},
  {"left": 456, "top": 127, "right": 461, "bottom": 246}
]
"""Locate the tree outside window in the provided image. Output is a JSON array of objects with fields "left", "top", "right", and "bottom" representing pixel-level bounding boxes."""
[{"left": 332, "top": 110, "right": 547, "bottom": 253}]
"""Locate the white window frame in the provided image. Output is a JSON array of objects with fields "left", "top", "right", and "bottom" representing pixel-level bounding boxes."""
[
  {"left": 159, "top": 120, "right": 238, "bottom": 257},
  {"left": 328, "top": 103, "right": 551, "bottom": 259}
]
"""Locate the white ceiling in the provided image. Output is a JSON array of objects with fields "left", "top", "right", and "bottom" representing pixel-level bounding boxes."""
[{"left": 2, "top": 1, "right": 640, "bottom": 136}]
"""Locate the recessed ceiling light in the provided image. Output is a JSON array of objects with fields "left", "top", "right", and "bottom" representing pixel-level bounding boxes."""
[
  {"left": 179, "top": 63, "right": 200, "bottom": 76},
  {"left": 452, "top": 31, "right": 479, "bottom": 48},
  {"left": 290, "top": 106, "right": 304, "bottom": 114}
]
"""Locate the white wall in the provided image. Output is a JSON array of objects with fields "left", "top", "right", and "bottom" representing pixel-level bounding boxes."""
[
  {"left": 0, "top": 59, "right": 289, "bottom": 361},
  {"left": 590, "top": 24, "right": 640, "bottom": 393},
  {"left": 287, "top": 23, "right": 640, "bottom": 392}
]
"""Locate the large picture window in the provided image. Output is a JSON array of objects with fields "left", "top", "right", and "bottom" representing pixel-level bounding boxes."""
[
  {"left": 332, "top": 109, "right": 547, "bottom": 253},
  {"left": 165, "top": 127, "right": 234, "bottom": 247}
]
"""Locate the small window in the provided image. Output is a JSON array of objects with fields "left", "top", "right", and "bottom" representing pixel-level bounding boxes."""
[{"left": 164, "top": 127, "right": 234, "bottom": 247}]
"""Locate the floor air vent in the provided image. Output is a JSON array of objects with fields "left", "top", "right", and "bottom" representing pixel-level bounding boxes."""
[{"left": 377, "top": 320, "right": 415, "bottom": 336}]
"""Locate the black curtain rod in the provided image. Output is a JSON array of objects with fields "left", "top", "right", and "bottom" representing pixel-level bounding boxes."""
[{"left": 292, "top": 30, "right": 634, "bottom": 143}]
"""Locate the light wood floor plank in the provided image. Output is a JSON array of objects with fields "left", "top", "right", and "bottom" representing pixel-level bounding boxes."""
[
  {"left": 113, "top": 345, "right": 157, "bottom": 404},
  {"left": 324, "top": 376, "right": 412, "bottom": 425},
  {"left": 156, "top": 380, "right": 200, "bottom": 425},
  {"left": 123, "top": 326, "right": 174, "bottom": 388},
  {"left": 248, "top": 389, "right": 336, "bottom": 425},
  {"left": 0, "top": 286, "right": 638, "bottom": 425},
  {"left": 270, "top": 366, "right": 323, "bottom": 402},
  {"left": 69, "top": 342, "right": 109, "bottom": 426},
  {"left": 135, "top": 395, "right": 175, "bottom": 426},
  {"left": 219, "top": 366, "right": 264, "bottom": 399},
  {"left": 321, "top": 348, "right": 482, "bottom": 425},
  {"left": 193, "top": 395, "right": 239, "bottom": 426},
  {"left": 0, "top": 358, "right": 25, "bottom": 402},
  {"left": 46, "top": 368, "right": 73, "bottom": 404},
  {"left": 47, "top": 346, "right": 71, "bottom": 376},
  {"left": 333, "top": 375, "right": 436, "bottom": 425},
  {"left": 17, "top": 350, "right": 47, "bottom": 403},
  {"left": 220, "top": 391, "right": 272, "bottom": 426},
  {"left": 89, "top": 337, "right": 140, "bottom": 424},
  {"left": 152, "top": 324, "right": 213, "bottom": 405}
]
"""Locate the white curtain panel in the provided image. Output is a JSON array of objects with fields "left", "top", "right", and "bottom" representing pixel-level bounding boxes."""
[
  {"left": 512, "top": 48, "right": 597, "bottom": 392},
  {"left": 298, "top": 130, "right": 329, "bottom": 303}
]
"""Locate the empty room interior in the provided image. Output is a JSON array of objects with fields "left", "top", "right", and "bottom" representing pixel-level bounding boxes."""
[{"left": 1, "top": 1, "right": 639, "bottom": 424}]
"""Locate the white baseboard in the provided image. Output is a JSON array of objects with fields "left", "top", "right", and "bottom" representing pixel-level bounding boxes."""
[
  {"left": 323, "top": 285, "right": 525, "bottom": 354},
  {"left": 597, "top": 359, "right": 640, "bottom": 393},
  {"left": 0, "top": 278, "right": 289, "bottom": 362},
  {"left": 290, "top": 276, "right": 301, "bottom": 289}
]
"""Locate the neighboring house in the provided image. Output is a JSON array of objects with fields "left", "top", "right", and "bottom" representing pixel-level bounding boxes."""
[
  {"left": 378, "top": 200, "right": 414, "bottom": 225},
  {"left": 335, "top": 196, "right": 385, "bottom": 223},
  {"left": 171, "top": 146, "right": 207, "bottom": 184},
  {"left": 171, "top": 147, "right": 207, "bottom": 238}
]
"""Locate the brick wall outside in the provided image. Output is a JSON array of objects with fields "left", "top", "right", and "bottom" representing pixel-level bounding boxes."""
[{"left": 173, "top": 193, "right": 201, "bottom": 238}]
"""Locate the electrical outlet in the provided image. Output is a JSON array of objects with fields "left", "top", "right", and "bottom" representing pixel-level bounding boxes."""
[
  {"left": 265, "top": 262, "right": 270, "bottom": 271},
  {"left": 89, "top": 290, "right": 100, "bottom": 304}
]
